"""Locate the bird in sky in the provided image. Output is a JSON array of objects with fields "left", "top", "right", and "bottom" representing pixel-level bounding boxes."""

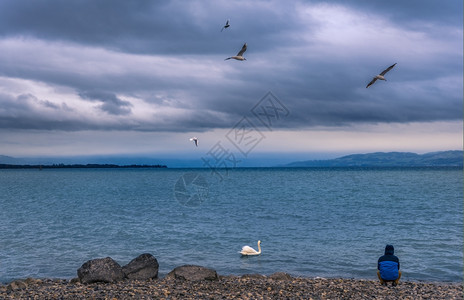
[
  {"left": 189, "top": 137, "right": 198, "bottom": 147},
  {"left": 221, "top": 19, "right": 230, "bottom": 32},
  {"left": 366, "top": 63, "right": 397, "bottom": 88},
  {"left": 225, "top": 43, "right": 247, "bottom": 61}
]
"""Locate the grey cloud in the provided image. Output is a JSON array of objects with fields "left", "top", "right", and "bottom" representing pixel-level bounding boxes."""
[
  {"left": 0, "top": 91, "right": 231, "bottom": 132},
  {"left": 326, "top": 0, "right": 463, "bottom": 27},
  {"left": 78, "top": 90, "right": 132, "bottom": 115},
  {"left": 14, "top": 93, "right": 60, "bottom": 112},
  {"left": 0, "top": 1, "right": 160, "bottom": 51},
  {"left": 0, "top": 0, "right": 304, "bottom": 55},
  {"left": 0, "top": 0, "right": 459, "bottom": 53},
  {"left": 0, "top": 0, "right": 461, "bottom": 133},
  {"left": 0, "top": 93, "right": 82, "bottom": 130},
  {"left": 0, "top": 0, "right": 220, "bottom": 55}
]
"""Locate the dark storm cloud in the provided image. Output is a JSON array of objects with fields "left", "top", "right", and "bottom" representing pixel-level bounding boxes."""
[
  {"left": 0, "top": 92, "right": 84, "bottom": 130},
  {"left": 79, "top": 90, "right": 132, "bottom": 115},
  {"left": 0, "top": 0, "right": 460, "bottom": 54},
  {"left": 0, "top": 1, "right": 160, "bottom": 52},
  {"left": 0, "top": 0, "right": 461, "bottom": 132},
  {"left": 324, "top": 0, "right": 463, "bottom": 27},
  {"left": 0, "top": 0, "right": 267, "bottom": 55}
]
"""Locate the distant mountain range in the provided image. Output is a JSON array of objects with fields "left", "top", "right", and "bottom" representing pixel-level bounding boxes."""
[
  {"left": 0, "top": 163, "right": 167, "bottom": 169},
  {"left": 0, "top": 155, "right": 18, "bottom": 164},
  {"left": 0, "top": 151, "right": 462, "bottom": 168},
  {"left": 283, "top": 150, "right": 463, "bottom": 167}
]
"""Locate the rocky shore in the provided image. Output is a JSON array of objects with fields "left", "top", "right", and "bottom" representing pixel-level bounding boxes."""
[
  {"left": 1, "top": 275, "right": 462, "bottom": 299},
  {"left": 1, "top": 255, "right": 461, "bottom": 299}
]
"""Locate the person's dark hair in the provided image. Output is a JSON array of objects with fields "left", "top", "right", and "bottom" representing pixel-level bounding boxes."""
[{"left": 385, "top": 244, "right": 394, "bottom": 255}]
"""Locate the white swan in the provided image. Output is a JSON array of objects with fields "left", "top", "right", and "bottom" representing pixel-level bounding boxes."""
[
  {"left": 225, "top": 43, "right": 247, "bottom": 61},
  {"left": 240, "top": 240, "right": 261, "bottom": 256},
  {"left": 189, "top": 137, "right": 198, "bottom": 147},
  {"left": 366, "top": 63, "right": 397, "bottom": 88}
]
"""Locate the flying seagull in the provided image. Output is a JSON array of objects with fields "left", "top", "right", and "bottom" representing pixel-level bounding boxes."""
[
  {"left": 189, "top": 137, "right": 198, "bottom": 147},
  {"left": 225, "top": 43, "right": 247, "bottom": 61},
  {"left": 221, "top": 19, "right": 230, "bottom": 32},
  {"left": 366, "top": 63, "right": 397, "bottom": 88}
]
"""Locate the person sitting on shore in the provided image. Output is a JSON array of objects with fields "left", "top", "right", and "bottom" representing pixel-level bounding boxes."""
[{"left": 377, "top": 244, "right": 401, "bottom": 286}]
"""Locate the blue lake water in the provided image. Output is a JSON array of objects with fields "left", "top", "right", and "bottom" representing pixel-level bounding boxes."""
[{"left": 0, "top": 167, "right": 462, "bottom": 283}]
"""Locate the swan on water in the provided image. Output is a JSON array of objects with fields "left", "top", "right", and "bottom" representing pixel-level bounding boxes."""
[
  {"left": 366, "top": 63, "right": 397, "bottom": 88},
  {"left": 240, "top": 240, "right": 261, "bottom": 256},
  {"left": 225, "top": 43, "right": 247, "bottom": 61}
]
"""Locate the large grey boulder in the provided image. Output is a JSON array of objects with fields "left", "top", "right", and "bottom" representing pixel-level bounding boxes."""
[
  {"left": 122, "top": 253, "right": 159, "bottom": 280},
  {"left": 77, "top": 257, "right": 125, "bottom": 284},
  {"left": 167, "top": 265, "right": 218, "bottom": 281}
]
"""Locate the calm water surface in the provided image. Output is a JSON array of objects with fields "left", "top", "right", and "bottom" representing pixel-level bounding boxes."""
[{"left": 0, "top": 167, "right": 462, "bottom": 283}]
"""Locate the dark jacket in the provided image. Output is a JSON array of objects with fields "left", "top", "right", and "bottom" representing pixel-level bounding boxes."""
[{"left": 377, "top": 245, "right": 400, "bottom": 280}]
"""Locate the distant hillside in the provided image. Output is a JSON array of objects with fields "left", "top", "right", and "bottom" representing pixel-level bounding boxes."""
[
  {"left": 0, "top": 155, "right": 24, "bottom": 164},
  {"left": 0, "top": 163, "right": 167, "bottom": 169},
  {"left": 284, "top": 150, "right": 463, "bottom": 167}
]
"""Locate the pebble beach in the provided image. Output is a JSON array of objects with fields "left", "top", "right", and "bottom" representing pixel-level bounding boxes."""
[{"left": 1, "top": 274, "right": 462, "bottom": 300}]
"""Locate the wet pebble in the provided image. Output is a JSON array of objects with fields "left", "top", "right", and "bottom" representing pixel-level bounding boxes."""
[{"left": 0, "top": 275, "right": 462, "bottom": 299}]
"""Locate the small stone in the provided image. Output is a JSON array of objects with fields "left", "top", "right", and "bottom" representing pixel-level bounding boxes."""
[
  {"left": 269, "top": 272, "right": 293, "bottom": 281},
  {"left": 24, "top": 278, "right": 41, "bottom": 285},
  {"left": 69, "top": 277, "right": 81, "bottom": 284},
  {"left": 241, "top": 274, "right": 266, "bottom": 280},
  {"left": 7, "top": 280, "right": 27, "bottom": 291}
]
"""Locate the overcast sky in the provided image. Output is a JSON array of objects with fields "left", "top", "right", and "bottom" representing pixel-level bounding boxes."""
[{"left": 0, "top": 0, "right": 462, "bottom": 164}]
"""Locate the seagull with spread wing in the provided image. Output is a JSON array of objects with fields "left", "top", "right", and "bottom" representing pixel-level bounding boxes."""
[
  {"left": 189, "top": 137, "right": 198, "bottom": 147},
  {"left": 366, "top": 63, "right": 397, "bottom": 88},
  {"left": 225, "top": 43, "right": 247, "bottom": 61},
  {"left": 221, "top": 19, "right": 230, "bottom": 32}
]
